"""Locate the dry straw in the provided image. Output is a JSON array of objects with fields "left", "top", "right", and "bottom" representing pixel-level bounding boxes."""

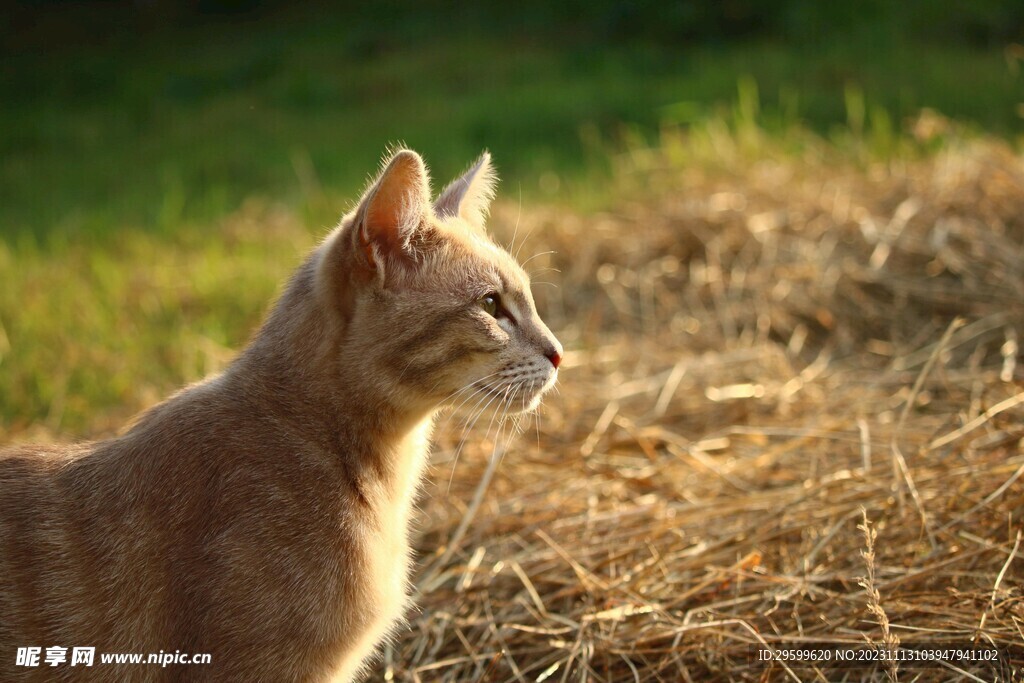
[{"left": 372, "top": 129, "right": 1024, "bottom": 681}]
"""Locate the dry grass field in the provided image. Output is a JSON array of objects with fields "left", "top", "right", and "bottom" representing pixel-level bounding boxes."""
[
  {"left": 375, "top": 128, "right": 1024, "bottom": 681},
  {"left": 2, "top": 121, "right": 1023, "bottom": 681},
  {"left": 4, "top": 4, "right": 1024, "bottom": 681}
]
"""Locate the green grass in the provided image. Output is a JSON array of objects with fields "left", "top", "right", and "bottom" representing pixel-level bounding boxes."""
[
  {"left": 1, "top": 8, "right": 1021, "bottom": 240},
  {"left": 0, "top": 207, "right": 312, "bottom": 436},
  {"left": 1, "top": 6, "right": 1022, "bottom": 435},
  {"left": 0, "top": 101, "right": 1009, "bottom": 437}
]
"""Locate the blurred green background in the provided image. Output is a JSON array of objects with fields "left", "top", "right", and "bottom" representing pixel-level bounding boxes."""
[
  {"left": 3, "top": 0, "right": 1022, "bottom": 240},
  {"left": 1, "top": 0, "right": 1022, "bottom": 436}
]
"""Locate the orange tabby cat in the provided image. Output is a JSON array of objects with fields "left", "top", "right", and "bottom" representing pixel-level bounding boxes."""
[{"left": 0, "top": 149, "right": 562, "bottom": 682}]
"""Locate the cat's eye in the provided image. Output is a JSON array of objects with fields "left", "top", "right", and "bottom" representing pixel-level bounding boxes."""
[{"left": 480, "top": 294, "right": 500, "bottom": 318}]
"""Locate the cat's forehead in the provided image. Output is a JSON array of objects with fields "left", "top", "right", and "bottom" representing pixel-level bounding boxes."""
[{"left": 435, "top": 218, "right": 531, "bottom": 293}]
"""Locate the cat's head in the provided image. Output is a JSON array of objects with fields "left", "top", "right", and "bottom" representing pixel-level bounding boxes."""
[{"left": 315, "top": 149, "right": 561, "bottom": 419}]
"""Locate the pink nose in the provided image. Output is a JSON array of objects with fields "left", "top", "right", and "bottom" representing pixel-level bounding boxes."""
[{"left": 547, "top": 350, "right": 561, "bottom": 369}]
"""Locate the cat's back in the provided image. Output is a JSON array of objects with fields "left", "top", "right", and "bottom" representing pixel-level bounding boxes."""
[
  {"left": 0, "top": 443, "right": 85, "bottom": 573},
  {"left": 0, "top": 441, "right": 125, "bottom": 681},
  {"left": 0, "top": 385, "right": 369, "bottom": 682},
  {"left": 0, "top": 441, "right": 98, "bottom": 568},
  {"left": 0, "top": 395, "right": 244, "bottom": 681}
]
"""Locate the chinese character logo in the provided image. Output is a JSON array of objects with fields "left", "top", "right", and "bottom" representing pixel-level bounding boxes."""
[
  {"left": 15, "top": 647, "right": 41, "bottom": 667},
  {"left": 44, "top": 646, "right": 67, "bottom": 667}
]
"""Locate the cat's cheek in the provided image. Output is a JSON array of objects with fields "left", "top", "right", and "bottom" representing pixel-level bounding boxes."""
[
  {"left": 497, "top": 318, "right": 516, "bottom": 336},
  {"left": 480, "top": 323, "right": 510, "bottom": 347}
]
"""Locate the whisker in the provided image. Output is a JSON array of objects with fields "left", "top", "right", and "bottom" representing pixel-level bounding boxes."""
[
  {"left": 496, "top": 397, "right": 521, "bottom": 469},
  {"left": 395, "top": 356, "right": 419, "bottom": 386},
  {"left": 437, "top": 389, "right": 490, "bottom": 437},
  {"left": 519, "top": 250, "right": 555, "bottom": 270},
  {"left": 437, "top": 384, "right": 484, "bottom": 415},
  {"left": 477, "top": 385, "right": 513, "bottom": 461},
  {"left": 438, "top": 371, "right": 506, "bottom": 414},
  {"left": 513, "top": 223, "right": 539, "bottom": 262},
  {"left": 441, "top": 370, "right": 506, "bottom": 401},
  {"left": 445, "top": 381, "right": 505, "bottom": 493},
  {"left": 506, "top": 182, "right": 523, "bottom": 255},
  {"left": 534, "top": 400, "right": 542, "bottom": 453},
  {"left": 449, "top": 385, "right": 493, "bottom": 431},
  {"left": 439, "top": 375, "right": 504, "bottom": 449}
]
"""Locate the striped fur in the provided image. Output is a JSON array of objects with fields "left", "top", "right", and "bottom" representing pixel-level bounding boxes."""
[{"left": 0, "top": 149, "right": 561, "bottom": 682}]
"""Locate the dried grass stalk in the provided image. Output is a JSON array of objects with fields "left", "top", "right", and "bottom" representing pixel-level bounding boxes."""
[{"left": 368, "top": 133, "right": 1024, "bottom": 681}]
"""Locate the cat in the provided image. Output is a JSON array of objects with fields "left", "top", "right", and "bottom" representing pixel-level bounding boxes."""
[{"left": 0, "top": 148, "right": 562, "bottom": 682}]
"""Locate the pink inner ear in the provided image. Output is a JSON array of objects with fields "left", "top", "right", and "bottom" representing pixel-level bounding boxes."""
[
  {"left": 363, "top": 195, "right": 406, "bottom": 256},
  {"left": 360, "top": 151, "right": 431, "bottom": 263}
]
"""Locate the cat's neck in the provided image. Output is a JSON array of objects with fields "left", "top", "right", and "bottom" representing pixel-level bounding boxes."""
[{"left": 217, "top": 254, "right": 436, "bottom": 473}]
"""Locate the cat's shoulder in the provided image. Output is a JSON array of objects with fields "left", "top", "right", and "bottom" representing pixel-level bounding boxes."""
[{"left": 0, "top": 442, "right": 90, "bottom": 467}]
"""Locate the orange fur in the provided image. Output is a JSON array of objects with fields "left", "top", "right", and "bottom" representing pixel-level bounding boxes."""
[{"left": 0, "top": 149, "right": 561, "bottom": 682}]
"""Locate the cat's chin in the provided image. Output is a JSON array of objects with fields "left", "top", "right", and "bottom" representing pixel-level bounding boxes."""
[{"left": 520, "top": 391, "right": 546, "bottom": 413}]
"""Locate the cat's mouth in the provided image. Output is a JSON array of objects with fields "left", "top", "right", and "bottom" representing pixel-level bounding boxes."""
[
  {"left": 445, "top": 368, "right": 555, "bottom": 419},
  {"left": 473, "top": 372, "right": 555, "bottom": 415}
]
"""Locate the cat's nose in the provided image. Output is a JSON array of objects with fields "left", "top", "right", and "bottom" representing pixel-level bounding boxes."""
[{"left": 544, "top": 338, "right": 563, "bottom": 369}]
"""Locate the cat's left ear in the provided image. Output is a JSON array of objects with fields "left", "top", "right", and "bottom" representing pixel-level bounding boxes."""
[
  {"left": 434, "top": 152, "right": 498, "bottom": 228},
  {"left": 356, "top": 149, "right": 432, "bottom": 271}
]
